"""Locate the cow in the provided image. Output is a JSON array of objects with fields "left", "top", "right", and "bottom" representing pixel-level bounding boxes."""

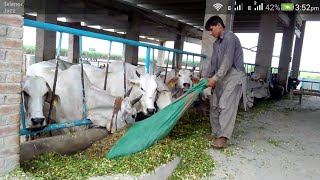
[
  {"left": 82, "top": 63, "right": 169, "bottom": 116},
  {"left": 27, "top": 60, "right": 172, "bottom": 117},
  {"left": 198, "top": 73, "right": 271, "bottom": 109},
  {"left": 164, "top": 68, "right": 200, "bottom": 98},
  {"left": 23, "top": 65, "right": 141, "bottom": 133}
]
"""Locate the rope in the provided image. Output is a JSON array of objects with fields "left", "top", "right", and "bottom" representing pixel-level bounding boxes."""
[
  {"left": 103, "top": 41, "right": 112, "bottom": 90},
  {"left": 47, "top": 58, "right": 59, "bottom": 124},
  {"left": 185, "top": 55, "right": 189, "bottom": 69},
  {"left": 122, "top": 44, "right": 127, "bottom": 97},
  {"left": 152, "top": 48, "right": 155, "bottom": 75},
  {"left": 192, "top": 55, "right": 195, "bottom": 77},
  {"left": 242, "top": 46, "right": 280, "bottom": 58},
  {"left": 79, "top": 36, "right": 87, "bottom": 120}
]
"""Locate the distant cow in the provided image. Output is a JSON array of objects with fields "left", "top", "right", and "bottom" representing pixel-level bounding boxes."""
[{"left": 164, "top": 68, "right": 200, "bottom": 98}]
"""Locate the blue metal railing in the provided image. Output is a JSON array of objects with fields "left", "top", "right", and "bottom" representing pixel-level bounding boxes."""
[
  {"left": 21, "top": 19, "right": 206, "bottom": 136},
  {"left": 24, "top": 19, "right": 206, "bottom": 60},
  {"left": 300, "top": 78, "right": 320, "bottom": 91}
]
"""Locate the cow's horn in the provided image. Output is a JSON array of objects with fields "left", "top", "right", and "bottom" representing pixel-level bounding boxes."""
[
  {"left": 131, "top": 94, "right": 143, "bottom": 106},
  {"left": 45, "top": 82, "right": 52, "bottom": 102},
  {"left": 136, "top": 71, "right": 141, "bottom": 78},
  {"left": 125, "top": 87, "right": 133, "bottom": 97}
]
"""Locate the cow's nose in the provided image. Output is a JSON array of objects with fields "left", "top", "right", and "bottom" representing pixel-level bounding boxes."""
[
  {"left": 31, "top": 118, "right": 45, "bottom": 125},
  {"left": 147, "top": 108, "right": 155, "bottom": 115},
  {"left": 183, "top": 83, "right": 191, "bottom": 89},
  {"left": 131, "top": 114, "right": 136, "bottom": 119}
]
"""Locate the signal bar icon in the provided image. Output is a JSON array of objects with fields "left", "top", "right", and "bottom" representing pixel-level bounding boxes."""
[
  {"left": 213, "top": 3, "right": 223, "bottom": 11},
  {"left": 254, "top": 2, "right": 264, "bottom": 11}
]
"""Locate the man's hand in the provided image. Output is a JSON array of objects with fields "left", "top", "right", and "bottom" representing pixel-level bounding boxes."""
[{"left": 206, "top": 78, "right": 216, "bottom": 88}]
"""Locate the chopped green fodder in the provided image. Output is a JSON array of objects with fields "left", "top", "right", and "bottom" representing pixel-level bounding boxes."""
[{"left": 10, "top": 112, "right": 215, "bottom": 180}]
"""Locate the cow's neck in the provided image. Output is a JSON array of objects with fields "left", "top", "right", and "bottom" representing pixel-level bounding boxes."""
[{"left": 86, "top": 86, "right": 119, "bottom": 110}]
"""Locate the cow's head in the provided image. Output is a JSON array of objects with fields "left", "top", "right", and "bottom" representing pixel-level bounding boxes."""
[
  {"left": 128, "top": 71, "right": 160, "bottom": 116},
  {"left": 22, "top": 76, "right": 51, "bottom": 129},
  {"left": 168, "top": 68, "right": 200, "bottom": 92},
  {"left": 108, "top": 88, "right": 142, "bottom": 133}
]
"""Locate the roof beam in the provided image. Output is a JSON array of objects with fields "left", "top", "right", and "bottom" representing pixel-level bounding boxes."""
[
  {"left": 278, "top": 11, "right": 290, "bottom": 27},
  {"left": 23, "top": 14, "right": 160, "bottom": 45},
  {"left": 139, "top": 3, "right": 205, "bottom": 10}
]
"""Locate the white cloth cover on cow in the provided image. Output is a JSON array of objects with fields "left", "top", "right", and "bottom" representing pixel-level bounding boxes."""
[{"left": 25, "top": 64, "right": 139, "bottom": 133}]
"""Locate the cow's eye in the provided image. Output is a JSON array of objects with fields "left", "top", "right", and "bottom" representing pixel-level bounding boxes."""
[
  {"left": 44, "top": 92, "right": 49, "bottom": 97},
  {"left": 23, "top": 91, "right": 29, "bottom": 97},
  {"left": 178, "top": 74, "right": 181, "bottom": 77},
  {"left": 141, "top": 87, "right": 144, "bottom": 91}
]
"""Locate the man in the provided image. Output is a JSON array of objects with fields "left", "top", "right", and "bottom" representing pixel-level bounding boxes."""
[{"left": 205, "top": 16, "right": 247, "bottom": 148}]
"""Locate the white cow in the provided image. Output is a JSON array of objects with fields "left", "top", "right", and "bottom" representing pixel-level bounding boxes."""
[
  {"left": 83, "top": 61, "right": 172, "bottom": 115},
  {"left": 23, "top": 65, "right": 141, "bottom": 133},
  {"left": 163, "top": 68, "right": 200, "bottom": 98},
  {"left": 27, "top": 61, "right": 155, "bottom": 116},
  {"left": 198, "top": 73, "right": 270, "bottom": 108},
  {"left": 28, "top": 60, "right": 172, "bottom": 115}
]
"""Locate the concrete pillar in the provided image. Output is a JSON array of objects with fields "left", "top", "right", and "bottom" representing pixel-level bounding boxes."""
[
  {"left": 174, "top": 28, "right": 184, "bottom": 69},
  {"left": 200, "top": 0, "right": 234, "bottom": 77},
  {"left": 255, "top": 14, "right": 278, "bottom": 81},
  {"left": 125, "top": 13, "right": 140, "bottom": 65},
  {"left": 0, "top": 14, "right": 24, "bottom": 175},
  {"left": 278, "top": 13, "right": 296, "bottom": 87},
  {"left": 157, "top": 41, "right": 166, "bottom": 67},
  {"left": 68, "top": 23, "right": 81, "bottom": 64},
  {"left": 291, "top": 21, "right": 306, "bottom": 78},
  {"left": 35, "top": 1, "right": 58, "bottom": 62}
]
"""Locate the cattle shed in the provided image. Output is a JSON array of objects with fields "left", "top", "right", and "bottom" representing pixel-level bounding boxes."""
[{"left": 1, "top": 0, "right": 320, "bottom": 176}]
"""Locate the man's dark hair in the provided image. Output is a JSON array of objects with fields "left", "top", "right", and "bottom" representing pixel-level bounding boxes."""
[{"left": 205, "top": 16, "right": 225, "bottom": 30}]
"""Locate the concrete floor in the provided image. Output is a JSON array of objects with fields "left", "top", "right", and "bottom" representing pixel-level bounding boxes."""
[{"left": 208, "top": 96, "right": 320, "bottom": 180}]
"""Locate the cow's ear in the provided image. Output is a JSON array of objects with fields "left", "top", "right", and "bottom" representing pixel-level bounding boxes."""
[
  {"left": 191, "top": 77, "right": 200, "bottom": 85},
  {"left": 46, "top": 94, "right": 60, "bottom": 105},
  {"left": 22, "top": 76, "right": 29, "bottom": 86},
  {"left": 167, "top": 77, "right": 178, "bottom": 89},
  {"left": 52, "top": 95, "right": 60, "bottom": 107},
  {"left": 128, "top": 78, "right": 140, "bottom": 86}
]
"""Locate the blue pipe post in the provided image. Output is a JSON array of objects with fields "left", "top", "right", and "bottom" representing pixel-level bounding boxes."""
[
  {"left": 20, "top": 103, "right": 26, "bottom": 130},
  {"left": 146, "top": 47, "right": 150, "bottom": 74},
  {"left": 57, "top": 32, "right": 63, "bottom": 58},
  {"left": 79, "top": 36, "right": 83, "bottom": 58},
  {"left": 152, "top": 48, "right": 155, "bottom": 75}
]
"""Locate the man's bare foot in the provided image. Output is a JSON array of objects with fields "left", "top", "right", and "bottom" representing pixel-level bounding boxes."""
[
  {"left": 206, "top": 134, "right": 216, "bottom": 140},
  {"left": 209, "top": 137, "right": 227, "bottom": 149}
]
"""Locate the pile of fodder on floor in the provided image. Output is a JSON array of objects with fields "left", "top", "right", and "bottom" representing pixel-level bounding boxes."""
[{"left": 9, "top": 112, "right": 215, "bottom": 180}]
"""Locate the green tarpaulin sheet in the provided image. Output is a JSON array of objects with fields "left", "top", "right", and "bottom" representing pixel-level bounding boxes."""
[{"left": 106, "top": 79, "right": 208, "bottom": 159}]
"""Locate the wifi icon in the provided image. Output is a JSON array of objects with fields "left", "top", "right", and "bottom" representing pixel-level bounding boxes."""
[{"left": 213, "top": 3, "right": 223, "bottom": 11}]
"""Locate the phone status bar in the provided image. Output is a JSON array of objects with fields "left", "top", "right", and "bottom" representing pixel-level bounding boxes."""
[{"left": 209, "top": 1, "right": 320, "bottom": 14}]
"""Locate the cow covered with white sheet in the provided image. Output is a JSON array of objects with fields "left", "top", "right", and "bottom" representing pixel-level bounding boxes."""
[{"left": 23, "top": 65, "right": 141, "bottom": 133}]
